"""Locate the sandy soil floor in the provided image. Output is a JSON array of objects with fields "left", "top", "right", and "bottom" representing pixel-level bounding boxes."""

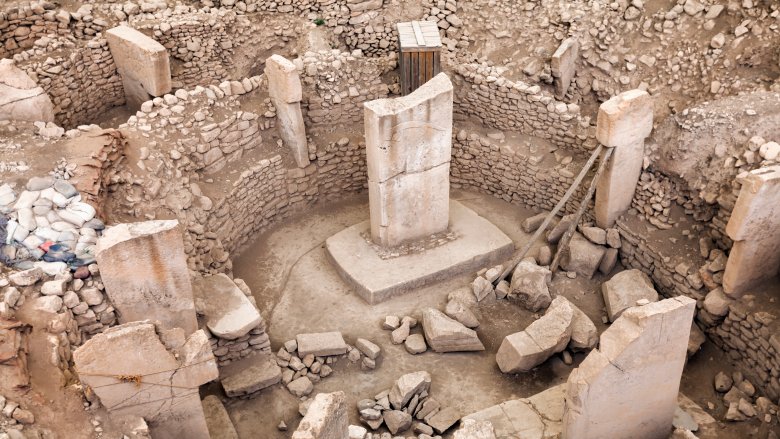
[{"left": 223, "top": 189, "right": 776, "bottom": 438}]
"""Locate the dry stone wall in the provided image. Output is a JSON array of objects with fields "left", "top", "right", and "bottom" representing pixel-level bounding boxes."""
[
  {"left": 300, "top": 49, "right": 394, "bottom": 127},
  {"left": 452, "top": 63, "right": 596, "bottom": 151},
  {"left": 14, "top": 37, "right": 125, "bottom": 128}
]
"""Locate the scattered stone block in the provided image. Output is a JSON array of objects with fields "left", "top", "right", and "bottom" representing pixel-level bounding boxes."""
[
  {"left": 292, "top": 391, "right": 348, "bottom": 439},
  {"left": 421, "top": 308, "right": 484, "bottom": 353},
  {"left": 384, "top": 410, "right": 412, "bottom": 435},
  {"left": 427, "top": 406, "right": 460, "bottom": 434},
  {"left": 220, "top": 354, "right": 281, "bottom": 398},
  {"left": 296, "top": 332, "right": 348, "bottom": 357},
  {"left": 569, "top": 302, "right": 598, "bottom": 351},
  {"left": 509, "top": 259, "right": 552, "bottom": 312},
  {"left": 193, "top": 273, "right": 261, "bottom": 340},
  {"left": 444, "top": 298, "right": 479, "bottom": 328},
  {"left": 389, "top": 371, "right": 431, "bottom": 410},
  {"left": 288, "top": 377, "right": 314, "bottom": 397},
  {"left": 404, "top": 334, "right": 427, "bottom": 355},
  {"left": 496, "top": 296, "right": 575, "bottom": 373},
  {"left": 203, "top": 395, "right": 239, "bottom": 439},
  {"left": 522, "top": 212, "right": 547, "bottom": 233},
  {"left": 560, "top": 233, "right": 606, "bottom": 279},
  {"left": 601, "top": 269, "right": 659, "bottom": 322}
]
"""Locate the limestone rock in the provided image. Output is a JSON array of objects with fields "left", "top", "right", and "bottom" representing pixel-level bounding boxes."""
[
  {"left": 203, "top": 395, "right": 239, "bottom": 439},
  {"left": 454, "top": 419, "right": 497, "bottom": 439},
  {"left": 193, "top": 273, "right": 261, "bottom": 340},
  {"left": 601, "top": 269, "right": 659, "bottom": 322},
  {"left": 496, "top": 296, "right": 575, "bottom": 373},
  {"left": 0, "top": 59, "right": 55, "bottom": 123},
  {"left": 444, "top": 298, "right": 479, "bottom": 328},
  {"left": 297, "top": 332, "right": 348, "bottom": 357},
  {"left": 569, "top": 302, "right": 598, "bottom": 351},
  {"left": 509, "top": 259, "right": 552, "bottom": 312},
  {"left": 221, "top": 354, "right": 281, "bottom": 398},
  {"left": 389, "top": 371, "right": 431, "bottom": 410},
  {"left": 288, "top": 377, "right": 314, "bottom": 397},
  {"left": 384, "top": 410, "right": 412, "bottom": 435},
  {"left": 404, "top": 334, "right": 427, "bottom": 354},
  {"left": 421, "top": 308, "right": 484, "bottom": 353},
  {"left": 292, "top": 391, "right": 348, "bottom": 439},
  {"left": 560, "top": 233, "right": 607, "bottom": 279}
]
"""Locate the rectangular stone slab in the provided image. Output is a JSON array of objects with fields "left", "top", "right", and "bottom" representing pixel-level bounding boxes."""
[
  {"left": 296, "top": 332, "right": 348, "bottom": 357},
  {"left": 105, "top": 26, "right": 171, "bottom": 97},
  {"left": 326, "top": 200, "right": 514, "bottom": 304}
]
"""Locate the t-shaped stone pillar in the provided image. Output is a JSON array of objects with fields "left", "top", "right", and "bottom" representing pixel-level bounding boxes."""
[
  {"left": 594, "top": 89, "right": 653, "bottom": 228},
  {"left": 265, "top": 54, "right": 310, "bottom": 168},
  {"left": 105, "top": 26, "right": 171, "bottom": 110},
  {"left": 364, "top": 72, "right": 453, "bottom": 247},
  {"left": 722, "top": 165, "right": 780, "bottom": 297}
]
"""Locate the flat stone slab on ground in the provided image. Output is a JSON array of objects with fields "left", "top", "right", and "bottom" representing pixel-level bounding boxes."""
[
  {"left": 193, "top": 273, "right": 261, "bottom": 340},
  {"left": 297, "top": 332, "right": 348, "bottom": 357},
  {"left": 325, "top": 200, "right": 514, "bottom": 304},
  {"left": 422, "top": 308, "right": 484, "bottom": 353},
  {"left": 202, "top": 395, "right": 239, "bottom": 439},
  {"left": 220, "top": 353, "right": 281, "bottom": 397}
]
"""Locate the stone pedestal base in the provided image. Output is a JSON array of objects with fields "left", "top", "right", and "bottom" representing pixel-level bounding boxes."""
[{"left": 325, "top": 200, "right": 513, "bottom": 304}]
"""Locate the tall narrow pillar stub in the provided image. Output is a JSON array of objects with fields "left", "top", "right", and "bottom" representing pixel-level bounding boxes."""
[
  {"left": 265, "top": 54, "right": 310, "bottom": 168},
  {"left": 594, "top": 89, "right": 653, "bottom": 228},
  {"left": 364, "top": 72, "right": 453, "bottom": 247},
  {"left": 105, "top": 26, "right": 171, "bottom": 110},
  {"left": 551, "top": 38, "right": 579, "bottom": 99},
  {"left": 722, "top": 165, "right": 780, "bottom": 297}
]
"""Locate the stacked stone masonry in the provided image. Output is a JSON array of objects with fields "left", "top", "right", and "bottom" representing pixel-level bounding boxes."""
[{"left": 15, "top": 37, "right": 125, "bottom": 128}]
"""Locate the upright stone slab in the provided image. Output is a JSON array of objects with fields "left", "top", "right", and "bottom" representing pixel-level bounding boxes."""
[
  {"left": 265, "top": 54, "right": 310, "bottom": 168},
  {"left": 96, "top": 220, "right": 197, "bottom": 334},
  {"left": 364, "top": 72, "right": 453, "bottom": 247},
  {"left": 0, "top": 59, "right": 55, "bottom": 122},
  {"left": 562, "top": 297, "right": 695, "bottom": 439},
  {"left": 551, "top": 38, "right": 579, "bottom": 99},
  {"left": 594, "top": 89, "right": 653, "bottom": 228},
  {"left": 73, "top": 321, "right": 218, "bottom": 439},
  {"left": 292, "top": 391, "right": 349, "bottom": 439},
  {"left": 722, "top": 165, "right": 780, "bottom": 297},
  {"left": 105, "top": 26, "right": 171, "bottom": 109}
]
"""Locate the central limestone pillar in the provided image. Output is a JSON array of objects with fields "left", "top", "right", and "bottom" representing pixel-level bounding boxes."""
[{"left": 364, "top": 72, "right": 453, "bottom": 247}]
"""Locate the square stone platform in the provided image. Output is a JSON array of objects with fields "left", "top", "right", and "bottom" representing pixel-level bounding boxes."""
[{"left": 325, "top": 200, "right": 514, "bottom": 304}]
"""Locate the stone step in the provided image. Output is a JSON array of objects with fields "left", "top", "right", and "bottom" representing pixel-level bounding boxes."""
[{"left": 220, "top": 353, "right": 281, "bottom": 398}]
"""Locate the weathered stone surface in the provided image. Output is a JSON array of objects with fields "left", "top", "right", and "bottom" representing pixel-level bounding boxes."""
[
  {"left": 522, "top": 212, "right": 548, "bottom": 233},
  {"left": 427, "top": 406, "right": 460, "bottom": 434},
  {"left": 192, "top": 273, "right": 261, "bottom": 340},
  {"left": 389, "top": 371, "right": 431, "bottom": 410},
  {"left": 265, "top": 54, "right": 303, "bottom": 103},
  {"left": 203, "top": 395, "right": 239, "bottom": 439},
  {"left": 601, "top": 269, "right": 659, "bottom": 322},
  {"left": 96, "top": 220, "right": 197, "bottom": 334},
  {"left": 0, "top": 59, "right": 54, "bottom": 123},
  {"left": 404, "top": 333, "right": 427, "bottom": 354},
  {"left": 509, "top": 259, "right": 552, "bottom": 312},
  {"left": 384, "top": 410, "right": 412, "bottom": 435},
  {"left": 551, "top": 38, "right": 579, "bottom": 99},
  {"left": 73, "top": 321, "right": 217, "bottom": 439},
  {"left": 355, "top": 338, "right": 381, "bottom": 360},
  {"left": 297, "top": 332, "right": 348, "bottom": 357},
  {"left": 292, "top": 391, "right": 348, "bottom": 439},
  {"left": 9, "top": 267, "right": 43, "bottom": 286},
  {"left": 422, "top": 308, "right": 484, "bottom": 353},
  {"left": 263, "top": 56, "right": 309, "bottom": 167},
  {"left": 453, "top": 419, "right": 497, "bottom": 439},
  {"left": 560, "top": 233, "right": 606, "bottom": 279},
  {"left": 569, "top": 302, "right": 598, "bottom": 351},
  {"left": 220, "top": 353, "right": 281, "bottom": 397},
  {"left": 702, "top": 288, "right": 731, "bottom": 317},
  {"left": 595, "top": 89, "right": 653, "bottom": 228},
  {"left": 105, "top": 26, "right": 171, "bottom": 107},
  {"left": 288, "top": 376, "right": 314, "bottom": 397},
  {"left": 496, "top": 296, "right": 574, "bottom": 373},
  {"left": 365, "top": 72, "right": 453, "bottom": 246},
  {"left": 444, "top": 298, "right": 479, "bottom": 328},
  {"left": 562, "top": 297, "right": 696, "bottom": 439},
  {"left": 722, "top": 165, "right": 780, "bottom": 297}
]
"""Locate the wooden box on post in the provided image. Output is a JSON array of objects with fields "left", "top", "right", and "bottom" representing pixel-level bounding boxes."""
[{"left": 397, "top": 21, "right": 442, "bottom": 96}]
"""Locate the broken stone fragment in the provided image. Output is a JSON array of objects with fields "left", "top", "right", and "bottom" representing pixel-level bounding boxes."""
[
  {"left": 601, "top": 269, "right": 659, "bottom": 321},
  {"left": 569, "top": 302, "right": 598, "bottom": 351},
  {"left": 404, "top": 334, "right": 427, "bottom": 355},
  {"left": 192, "top": 273, "right": 262, "bottom": 340},
  {"left": 522, "top": 212, "right": 548, "bottom": 233},
  {"left": 454, "top": 419, "right": 497, "bottom": 439},
  {"left": 220, "top": 354, "right": 281, "bottom": 398},
  {"left": 496, "top": 296, "right": 575, "bottom": 373},
  {"left": 355, "top": 338, "right": 381, "bottom": 360},
  {"left": 444, "top": 298, "right": 480, "bottom": 328},
  {"left": 426, "top": 406, "right": 460, "bottom": 434},
  {"left": 292, "top": 391, "right": 348, "bottom": 439},
  {"left": 389, "top": 371, "right": 431, "bottom": 410},
  {"left": 296, "top": 332, "right": 348, "bottom": 357},
  {"left": 509, "top": 259, "right": 552, "bottom": 312},
  {"left": 559, "top": 233, "right": 606, "bottom": 279},
  {"left": 288, "top": 376, "right": 314, "bottom": 397},
  {"left": 384, "top": 410, "right": 412, "bottom": 435},
  {"left": 421, "top": 308, "right": 484, "bottom": 353}
]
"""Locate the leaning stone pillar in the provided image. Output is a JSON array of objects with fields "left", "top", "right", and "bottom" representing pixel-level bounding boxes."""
[
  {"left": 265, "top": 54, "right": 310, "bottom": 168},
  {"left": 105, "top": 26, "right": 171, "bottom": 110},
  {"left": 95, "top": 220, "right": 198, "bottom": 334},
  {"left": 364, "top": 72, "right": 453, "bottom": 247},
  {"left": 722, "top": 165, "right": 780, "bottom": 297},
  {"left": 594, "top": 89, "right": 653, "bottom": 228},
  {"left": 551, "top": 38, "right": 579, "bottom": 99},
  {"left": 562, "top": 296, "right": 695, "bottom": 439}
]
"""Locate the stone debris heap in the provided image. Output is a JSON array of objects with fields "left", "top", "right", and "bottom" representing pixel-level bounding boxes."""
[
  {"left": 356, "top": 371, "right": 460, "bottom": 437},
  {"left": 275, "top": 332, "right": 381, "bottom": 399},
  {"left": 1, "top": 176, "right": 103, "bottom": 268}
]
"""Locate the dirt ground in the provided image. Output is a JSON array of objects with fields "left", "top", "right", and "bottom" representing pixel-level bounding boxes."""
[{"left": 225, "top": 189, "right": 773, "bottom": 438}]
